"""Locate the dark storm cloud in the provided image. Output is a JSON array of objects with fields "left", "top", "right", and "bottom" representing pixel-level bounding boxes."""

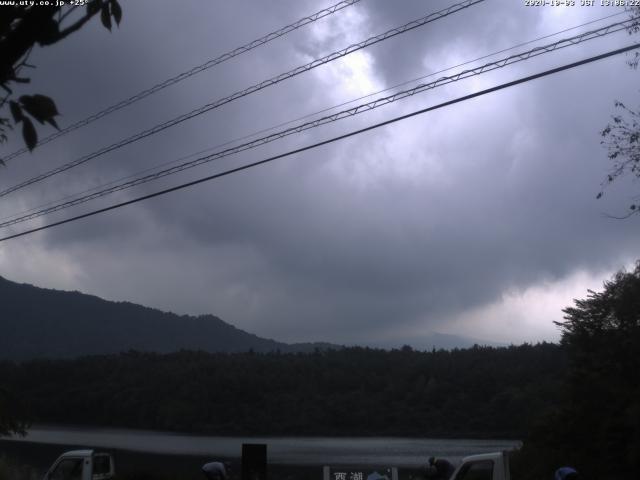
[{"left": 1, "top": 0, "right": 639, "bottom": 345}]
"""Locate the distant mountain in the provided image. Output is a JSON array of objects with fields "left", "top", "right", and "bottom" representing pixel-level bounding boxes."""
[{"left": 0, "top": 276, "right": 335, "bottom": 361}]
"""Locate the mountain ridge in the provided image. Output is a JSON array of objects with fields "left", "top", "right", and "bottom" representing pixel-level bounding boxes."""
[
  {"left": 0, "top": 276, "right": 496, "bottom": 360},
  {"left": 0, "top": 275, "right": 334, "bottom": 360}
]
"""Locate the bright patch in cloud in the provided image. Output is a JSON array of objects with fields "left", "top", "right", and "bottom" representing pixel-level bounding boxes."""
[{"left": 443, "top": 267, "right": 620, "bottom": 344}]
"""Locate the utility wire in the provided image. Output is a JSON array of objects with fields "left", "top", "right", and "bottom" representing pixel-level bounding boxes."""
[
  {"left": 1, "top": 10, "right": 624, "bottom": 225},
  {"left": 0, "top": 0, "right": 484, "bottom": 199},
  {"left": 0, "top": 0, "right": 363, "bottom": 163},
  {"left": 1, "top": 42, "right": 637, "bottom": 244},
  {"left": 0, "top": 17, "right": 634, "bottom": 229}
]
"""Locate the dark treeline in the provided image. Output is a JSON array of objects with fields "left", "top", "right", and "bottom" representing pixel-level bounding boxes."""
[
  {"left": 513, "top": 263, "right": 640, "bottom": 480},
  {"left": 0, "top": 343, "right": 564, "bottom": 438}
]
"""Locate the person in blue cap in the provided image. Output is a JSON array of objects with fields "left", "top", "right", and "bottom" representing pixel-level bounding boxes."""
[
  {"left": 426, "top": 457, "right": 455, "bottom": 480},
  {"left": 202, "top": 461, "right": 231, "bottom": 480},
  {"left": 554, "top": 466, "right": 579, "bottom": 480}
]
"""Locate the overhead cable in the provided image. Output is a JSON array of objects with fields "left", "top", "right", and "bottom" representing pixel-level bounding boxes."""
[
  {"left": 0, "top": 17, "right": 633, "bottom": 229},
  {"left": 1, "top": 42, "right": 637, "bottom": 243},
  {"left": 0, "top": 0, "right": 485, "bottom": 198},
  {"left": 2, "top": 9, "right": 623, "bottom": 225},
  {"left": 0, "top": 0, "right": 363, "bottom": 163}
]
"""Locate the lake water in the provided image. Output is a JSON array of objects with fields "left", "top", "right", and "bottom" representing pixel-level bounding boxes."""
[{"left": 4, "top": 426, "right": 520, "bottom": 466}]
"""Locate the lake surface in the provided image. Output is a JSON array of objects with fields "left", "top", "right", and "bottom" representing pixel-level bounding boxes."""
[{"left": 4, "top": 426, "right": 520, "bottom": 466}]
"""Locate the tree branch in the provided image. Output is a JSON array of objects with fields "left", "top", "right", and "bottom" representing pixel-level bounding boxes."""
[
  {"left": 48, "top": 10, "right": 94, "bottom": 44},
  {"left": 602, "top": 210, "right": 639, "bottom": 220},
  {"left": 58, "top": 5, "right": 79, "bottom": 25}
]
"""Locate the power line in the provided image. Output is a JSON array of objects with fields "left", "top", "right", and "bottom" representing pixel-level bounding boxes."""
[
  {"left": 1, "top": 10, "right": 624, "bottom": 225},
  {"left": 1, "top": 42, "right": 636, "bottom": 244},
  {"left": 0, "top": 0, "right": 363, "bottom": 163},
  {"left": 0, "top": 0, "right": 485, "bottom": 199},
  {"left": 0, "top": 17, "right": 633, "bottom": 229}
]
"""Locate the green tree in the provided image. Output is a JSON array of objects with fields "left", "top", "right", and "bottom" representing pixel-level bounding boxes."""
[
  {"left": 0, "top": 0, "right": 122, "bottom": 157},
  {"left": 555, "top": 261, "right": 640, "bottom": 477},
  {"left": 600, "top": 102, "right": 640, "bottom": 216},
  {"left": 516, "top": 263, "right": 640, "bottom": 479},
  {"left": 599, "top": 7, "right": 640, "bottom": 216}
]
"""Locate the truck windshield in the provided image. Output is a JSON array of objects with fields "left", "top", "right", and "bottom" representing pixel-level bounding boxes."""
[
  {"left": 93, "top": 455, "right": 111, "bottom": 475},
  {"left": 50, "top": 458, "right": 83, "bottom": 480},
  {"left": 454, "top": 460, "right": 494, "bottom": 480}
]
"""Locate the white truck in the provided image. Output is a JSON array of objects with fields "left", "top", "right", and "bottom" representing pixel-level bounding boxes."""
[
  {"left": 449, "top": 452, "right": 511, "bottom": 480},
  {"left": 324, "top": 451, "right": 512, "bottom": 480},
  {"left": 41, "top": 450, "right": 115, "bottom": 480}
]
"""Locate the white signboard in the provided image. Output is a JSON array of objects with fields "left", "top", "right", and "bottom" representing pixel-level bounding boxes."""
[{"left": 323, "top": 466, "right": 399, "bottom": 480}]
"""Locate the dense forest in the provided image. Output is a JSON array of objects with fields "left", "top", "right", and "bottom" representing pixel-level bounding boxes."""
[
  {"left": 513, "top": 263, "right": 640, "bottom": 480},
  {"left": 0, "top": 343, "right": 564, "bottom": 438}
]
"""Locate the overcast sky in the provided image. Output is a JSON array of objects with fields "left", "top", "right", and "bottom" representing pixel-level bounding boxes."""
[{"left": 1, "top": 0, "right": 639, "bottom": 348}]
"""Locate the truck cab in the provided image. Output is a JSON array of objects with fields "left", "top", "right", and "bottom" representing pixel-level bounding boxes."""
[
  {"left": 42, "top": 450, "right": 115, "bottom": 480},
  {"left": 449, "top": 452, "right": 511, "bottom": 480}
]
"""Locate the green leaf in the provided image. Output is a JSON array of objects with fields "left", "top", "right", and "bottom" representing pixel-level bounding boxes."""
[
  {"left": 19, "top": 94, "right": 60, "bottom": 126},
  {"left": 35, "top": 18, "right": 60, "bottom": 46},
  {"left": 9, "top": 101, "right": 23, "bottom": 123},
  {"left": 21, "top": 117, "right": 37, "bottom": 151},
  {"left": 110, "top": 0, "right": 122, "bottom": 26},
  {"left": 101, "top": 3, "right": 112, "bottom": 30},
  {"left": 87, "top": 0, "right": 101, "bottom": 15},
  {"left": 46, "top": 117, "right": 59, "bottom": 130}
]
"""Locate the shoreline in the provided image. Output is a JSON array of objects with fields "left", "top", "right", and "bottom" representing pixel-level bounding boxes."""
[{"left": 11, "top": 423, "right": 524, "bottom": 441}]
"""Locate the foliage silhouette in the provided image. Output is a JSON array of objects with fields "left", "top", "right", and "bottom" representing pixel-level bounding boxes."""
[
  {"left": 515, "top": 262, "right": 640, "bottom": 480},
  {"left": 599, "top": 7, "right": 640, "bottom": 215},
  {"left": 0, "top": 0, "right": 122, "bottom": 158}
]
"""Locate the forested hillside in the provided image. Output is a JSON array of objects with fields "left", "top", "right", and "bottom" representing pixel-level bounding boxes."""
[
  {"left": 0, "top": 343, "right": 564, "bottom": 437},
  {"left": 0, "top": 276, "right": 332, "bottom": 359}
]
